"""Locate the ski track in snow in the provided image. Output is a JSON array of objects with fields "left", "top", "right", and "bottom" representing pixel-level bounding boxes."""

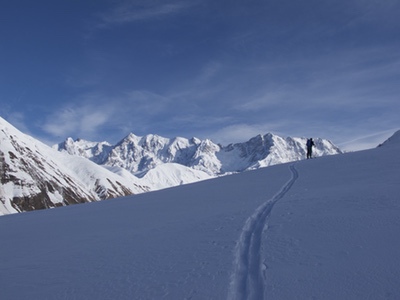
[{"left": 228, "top": 164, "right": 298, "bottom": 300}]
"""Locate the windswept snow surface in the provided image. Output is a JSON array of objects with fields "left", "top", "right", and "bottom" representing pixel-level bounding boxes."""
[
  {"left": 141, "top": 163, "right": 212, "bottom": 190},
  {"left": 0, "top": 132, "right": 399, "bottom": 299}
]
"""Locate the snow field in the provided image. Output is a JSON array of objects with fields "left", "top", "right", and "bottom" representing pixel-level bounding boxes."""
[
  {"left": 263, "top": 146, "right": 400, "bottom": 299},
  {"left": 0, "top": 165, "right": 292, "bottom": 299},
  {"left": 1, "top": 131, "right": 399, "bottom": 299}
]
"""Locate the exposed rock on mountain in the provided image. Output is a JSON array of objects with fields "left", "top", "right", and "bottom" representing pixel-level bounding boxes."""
[{"left": 0, "top": 117, "right": 149, "bottom": 215}]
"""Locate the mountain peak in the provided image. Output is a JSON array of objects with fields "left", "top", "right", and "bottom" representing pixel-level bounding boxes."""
[
  {"left": 379, "top": 130, "right": 400, "bottom": 148},
  {"left": 119, "top": 133, "right": 141, "bottom": 144},
  {"left": 1, "top": 122, "right": 148, "bottom": 215}
]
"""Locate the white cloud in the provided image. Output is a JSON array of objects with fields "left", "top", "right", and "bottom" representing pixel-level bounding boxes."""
[
  {"left": 97, "top": 1, "right": 195, "bottom": 27},
  {"left": 41, "top": 105, "right": 111, "bottom": 139},
  {"left": 39, "top": 90, "right": 174, "bottom": 141}
]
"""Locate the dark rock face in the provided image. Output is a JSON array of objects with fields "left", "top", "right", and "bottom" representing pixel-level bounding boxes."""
[{"left": 1, "top": 118, "right": 147, "bottom": 215}]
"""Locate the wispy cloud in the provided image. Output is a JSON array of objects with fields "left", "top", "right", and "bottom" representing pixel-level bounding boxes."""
[
  {"left": 41, "top": 104, "right": 111, "bottom": 140},
  {"left": 97, "top": 1, "right": 195, "bottom": 27},
  {"left": 234, "top": 45, "right": 400, "bottom": 113},
  {"left": 39, "top": 90, "right": 175, "bottom": 142},
  {"left": 337, "top": 128, "right": 399, "bottom": 151}
]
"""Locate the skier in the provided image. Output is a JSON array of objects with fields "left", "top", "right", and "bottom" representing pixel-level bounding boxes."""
[{"left": 306, "top": 138, "right": 315, "bottom": 159}]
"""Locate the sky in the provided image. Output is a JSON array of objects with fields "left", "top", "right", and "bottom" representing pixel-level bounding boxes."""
[{"left": 1, "top": 0, "right": 399, "bottom": 151}]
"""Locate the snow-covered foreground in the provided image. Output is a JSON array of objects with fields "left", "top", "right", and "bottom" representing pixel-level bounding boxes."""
[{"left": 0, "top": 132, "right": 399, "bottom": 299}]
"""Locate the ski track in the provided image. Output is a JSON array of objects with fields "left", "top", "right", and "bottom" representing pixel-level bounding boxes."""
[{"left": 228, "top": 164, "right": 298, "bottom": 300}]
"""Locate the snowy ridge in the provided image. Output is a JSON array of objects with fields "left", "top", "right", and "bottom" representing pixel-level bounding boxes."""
[
  {"left": 379, "top": 129, "right": 400, "bottom": 147},
  {"left": 0, "top": 117, "right": 149, "bottom": 215},
  {"left": 56, "top": 137, "right": 113, "bottom": 164}
]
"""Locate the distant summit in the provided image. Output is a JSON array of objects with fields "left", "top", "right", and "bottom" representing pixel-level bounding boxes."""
[{"left": 55, "top": 132, "right": 343, "bottom": 177}]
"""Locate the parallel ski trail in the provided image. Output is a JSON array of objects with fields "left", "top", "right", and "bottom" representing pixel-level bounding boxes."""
[{"left": 228, "top": 164, "right": 298, "bottom": 300}]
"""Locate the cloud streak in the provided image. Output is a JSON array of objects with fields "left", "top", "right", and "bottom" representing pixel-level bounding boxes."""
[
  {"left": 97, "top": 1, "right": 195, "bottom": 27},
  {"left": 41, "top": 104, "right": 112, "bottom": 140},
  {"left": 40, "top": 90, "right": 176, "bottom": 142}
]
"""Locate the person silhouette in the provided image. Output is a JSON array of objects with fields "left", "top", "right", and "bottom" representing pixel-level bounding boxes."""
[{"left": 306, "top": 138, "right": 315, "bottom": 159}]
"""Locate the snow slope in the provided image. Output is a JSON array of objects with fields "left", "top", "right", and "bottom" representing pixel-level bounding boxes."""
[
  {"left": 141, "top": 163, "right": 212, "bottom": 190},
  {"left": 0, "top": 131, "right": 399, "bottom": 299},
  {"left": 0, "top": 117, "right": 149, "bottom": 215}
]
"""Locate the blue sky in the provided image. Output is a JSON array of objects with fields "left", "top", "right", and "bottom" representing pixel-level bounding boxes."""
[{"left": 1, "top": 0, "right": 399, "bottom": 151}]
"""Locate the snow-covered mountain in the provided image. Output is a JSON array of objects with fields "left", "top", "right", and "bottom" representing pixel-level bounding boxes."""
[
  {"left": 1, "top": 130, "right": 399, "bottom": 299},
  {"left": 56, "top": 137, "right": 113, "bottom": 164},
  {"left": 1, "top": 114, "right": 341, "bottom": 215},
  {"left": 0, "top": 117, "right": 149, "bottom": 215},
  {"left": 55, "top": 132, "right": 342, "bottom": 176}
]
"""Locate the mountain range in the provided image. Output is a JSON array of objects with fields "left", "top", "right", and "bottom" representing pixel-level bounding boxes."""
[
  {"left": 1, "top": 116, "right": 341, "bottom": 215},
  {"left": 54, "top": 132, "right": 342, "bottom": 176},
  {"left": 1, "top": 127, "right": 399, "bottom": 299}
]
